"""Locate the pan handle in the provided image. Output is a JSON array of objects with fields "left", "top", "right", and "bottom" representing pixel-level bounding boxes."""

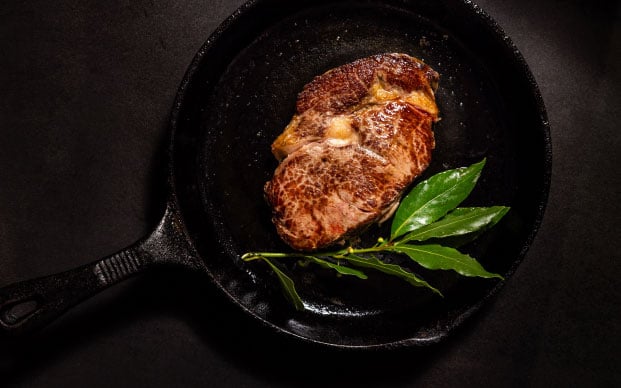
[
  {"left": 0, "top": 247, "right": 151, "bottom": 336},
  {"left": 0, "top": 200, "right": 204, "bottom": 336}
]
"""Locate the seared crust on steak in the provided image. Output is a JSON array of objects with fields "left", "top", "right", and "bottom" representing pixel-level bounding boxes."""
[{"left": 265, "top": 53, "right": 439, "bottom": 251}]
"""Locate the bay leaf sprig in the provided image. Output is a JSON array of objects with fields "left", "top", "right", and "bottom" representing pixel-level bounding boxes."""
[{"left": 242, "top": 159, "right": 509, "bottom": 310}]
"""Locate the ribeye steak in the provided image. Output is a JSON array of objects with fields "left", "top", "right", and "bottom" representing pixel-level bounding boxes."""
[{"left": 264, "top": 53, "right": 440, "bottom": 251}]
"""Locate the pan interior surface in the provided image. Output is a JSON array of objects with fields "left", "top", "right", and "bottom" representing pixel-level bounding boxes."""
[{"left": 171, "top": 0, "right": 550, "bottom": 348}]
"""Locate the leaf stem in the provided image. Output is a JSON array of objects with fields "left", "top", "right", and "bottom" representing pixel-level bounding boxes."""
[{"left": 241, "top": 251, "right": 311, "bottom": 261}]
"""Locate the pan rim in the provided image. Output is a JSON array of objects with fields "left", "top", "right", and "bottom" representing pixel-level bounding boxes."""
[{"left": 166, "top": 0, "right": 552, "bottom": 349}]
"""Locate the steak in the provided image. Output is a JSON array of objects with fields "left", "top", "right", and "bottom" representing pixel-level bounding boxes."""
[{"left": 264, "top": 53, "right": 440, "bottom": 251}]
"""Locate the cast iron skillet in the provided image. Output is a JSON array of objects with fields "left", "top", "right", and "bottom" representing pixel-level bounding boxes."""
[{"left": 0, "top": 0, "right": 551, "bottom": 349}]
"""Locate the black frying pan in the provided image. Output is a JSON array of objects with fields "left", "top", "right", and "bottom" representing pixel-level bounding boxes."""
[{"left": 0, "top": 0, "right": 551, "bottom": 349}]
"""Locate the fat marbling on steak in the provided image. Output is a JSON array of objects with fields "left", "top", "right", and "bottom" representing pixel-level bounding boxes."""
[{"left": 264, "top": 53, "right": 440, "bottom": 251}]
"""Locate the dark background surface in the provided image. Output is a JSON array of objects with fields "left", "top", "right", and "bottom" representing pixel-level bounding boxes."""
[{"left": 1, "top": 0, "right": 619, "bottom": 386}]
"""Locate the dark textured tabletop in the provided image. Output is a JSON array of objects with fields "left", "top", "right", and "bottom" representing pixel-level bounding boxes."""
[{"left": 1, "top": 0, "right": 619, "bottom": 386}]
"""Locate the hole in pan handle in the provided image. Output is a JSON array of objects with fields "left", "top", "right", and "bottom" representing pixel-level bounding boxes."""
[{"left": 0, "top": 201, "right": 204, "bottom": 337}]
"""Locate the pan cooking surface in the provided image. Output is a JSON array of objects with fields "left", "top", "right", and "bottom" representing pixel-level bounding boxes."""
[{"left": 172, "top": 0, "right": 550, "bottom": 347}]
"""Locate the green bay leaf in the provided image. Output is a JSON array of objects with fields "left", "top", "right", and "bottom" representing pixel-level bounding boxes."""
[
  {"left": 390, "top": 159, "right": 486, "bottom": 240},
  {"left": 399, "top": 206, "right": 510, "bottom": 243},
  {"left": 306, "top": 256, "right": 368, "bottom": 279},
  {"left": 344, "top": 254, "right": 442, "bottom": 296},
  {"left": 263, "top": 257, "right": 305, "bottom": 310},
  {"left": 392, "top": 244, "right": 503, "bottom": 279}
]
